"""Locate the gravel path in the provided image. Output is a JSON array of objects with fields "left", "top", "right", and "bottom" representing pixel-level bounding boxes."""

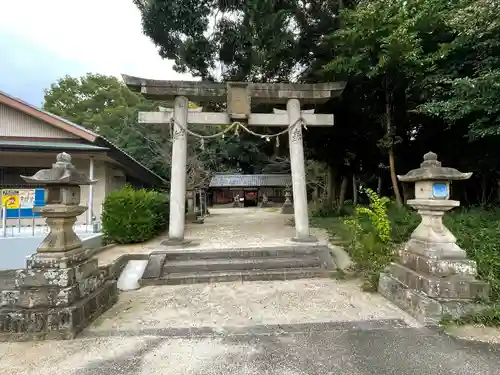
[
  {"left": 95, "top": 207, "right": 336, "bottom": 266},
  {"left": 86, "top": 279, "right": 420, "bottom": 334}
]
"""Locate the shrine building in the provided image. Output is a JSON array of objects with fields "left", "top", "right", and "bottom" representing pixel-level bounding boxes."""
[
  {"left": 208, "top": 173, "right": 291, "bottom": 206},
  {"left": 0, "top": 90, "right": 166, "bottom": 225}
]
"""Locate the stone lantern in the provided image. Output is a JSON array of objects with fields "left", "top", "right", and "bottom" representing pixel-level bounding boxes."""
[
  {"left": 378, "top": 152, "right": 490, "bottom": 325},
  {"left": 281, "top": 190, "right": 294, "bottom": 214},
  {"left": 0, "top": 153, "right": 118, "bottom": 341},
  {"left": 185, "top": 189, "right": 198, "bottom": 223},
  {"left": 259, "top": 193, "right": 270, "bottom": 208},
  {"left": 22, "top": 152, "right": 96, "bottom": 255}
]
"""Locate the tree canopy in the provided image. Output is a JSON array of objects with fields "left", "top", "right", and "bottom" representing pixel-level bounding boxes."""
[
  {"left": 43, "top": 74, "right": 170, "bottom": 178},
  {"left": 42, "top": 73, "right": 284, "bottom": 186},
  {"left": 43, "top": 0, "right": 500, "bottom": 205}
]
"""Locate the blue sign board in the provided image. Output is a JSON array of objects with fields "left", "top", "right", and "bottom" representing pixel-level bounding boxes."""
[
  {"left": 0, "top": 188, "right": 45, "bottom": 218},
  {"left": 432, "top": 183, "right": 448, "bottom": 198}
]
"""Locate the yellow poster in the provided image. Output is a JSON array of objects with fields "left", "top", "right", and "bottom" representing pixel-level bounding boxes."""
[{"left": 1, "top": 190, "right": 19, "bottom": 209}]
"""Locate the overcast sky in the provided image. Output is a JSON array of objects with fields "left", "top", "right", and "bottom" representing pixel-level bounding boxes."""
[{"left": 0, "top": 0, "right": 195, "bottom": 105}]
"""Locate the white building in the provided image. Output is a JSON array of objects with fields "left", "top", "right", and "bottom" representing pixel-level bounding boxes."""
[{"left": 0, "top": 90, "right": 166, "bottom": 225}]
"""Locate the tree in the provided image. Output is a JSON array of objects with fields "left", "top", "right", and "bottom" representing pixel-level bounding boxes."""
[
  {"left": 130, "top": 0, "right": 500, "bottom": 208},
  {"left": 324, "top": 0, "right": 452, "bottom": 206},
  {"left": 417, "top": 0, "right": 500, "bottom": 140},
  {"left": 43, "top": 74, "right": 171, "bottom": 178},
  {"left": 134, "top": 0, "right": 301, "bottom": 81}
]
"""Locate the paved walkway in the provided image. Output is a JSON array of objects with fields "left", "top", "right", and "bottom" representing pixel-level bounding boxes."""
[
  {"left": 1, "top": 279, "right": 499, "bottom": 374},
  {"left": 1, "top": 208, "right": 500, "bottom": 374}
]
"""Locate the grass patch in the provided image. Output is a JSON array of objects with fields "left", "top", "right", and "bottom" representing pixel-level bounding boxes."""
[
  {"left": 441, "top": 304, "right": 500, "bottom": 327},
  {"left": 264, "top": 207, "right": 281, "bottom": 212}
]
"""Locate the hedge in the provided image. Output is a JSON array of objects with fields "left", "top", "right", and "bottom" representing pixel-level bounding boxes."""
[{"left": 102, "top": 185, "right": 169, "bottom": 244}]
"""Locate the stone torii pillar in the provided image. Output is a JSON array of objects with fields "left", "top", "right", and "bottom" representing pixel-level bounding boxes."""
[
  {"left": 169, "top": 96, "right": 189, "bottom": 242},
  {"left": 122, "top": 75, "right": 345, "bottom": 244}
]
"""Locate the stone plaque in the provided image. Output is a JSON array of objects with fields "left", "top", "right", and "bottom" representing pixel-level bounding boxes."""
[{"left": 227, "top": 82, "right": 251, "bottom": 120}]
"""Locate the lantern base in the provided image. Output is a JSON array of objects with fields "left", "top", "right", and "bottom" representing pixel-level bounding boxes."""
[
  {"left": 0, "top": 252, "right": 118, "bottom": 341},
  {"left": 185, "top": 211, "right": 199, "bottom": 223},
  {"left": 379, "top": 249, "right": 490, "bottom": 326},
  {"left": 378, "top": 272, "right": 489, "bottom": 326},
  {"left": 281, "top": 203, "right": 294, "bottom": 214}
]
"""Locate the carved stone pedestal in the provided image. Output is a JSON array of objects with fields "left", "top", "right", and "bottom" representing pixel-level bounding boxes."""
[
  {"left": 0, "top": 153, "right": 118, "bottom": 341},
  {"left": 0, "top": 252, "right": 117, "bottom": 341},
  {"left": 378, "top": 152, "right": 490, "bottom": 325}
]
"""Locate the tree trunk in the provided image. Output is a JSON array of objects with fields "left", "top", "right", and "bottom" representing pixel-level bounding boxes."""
[
  {"left": 337, "top": 176, "right": 349, "bottom": 213},
  {"left": 326, "top": 165, "right": 337, "bottom": 206},
  {"left": 385, "top": 87, "right": 403, "bottom": 207},
  {"left": 377, "top": 176, "right": 383, "bottom": 196},
  {"left": 352, "top": 174, "right": 358, "bottom": 205},
  {"left": 481, "top": 174, "right": 487, "bottom": 205}
]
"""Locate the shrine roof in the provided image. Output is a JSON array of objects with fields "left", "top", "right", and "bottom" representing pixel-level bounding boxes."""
[
  {"left": 398, "top": 152, "right": 472, "bottom": 182},
  {"left": 121, "top": 74, "right": 345, "bottom": 104},
  {"left": 209, "top": 174, "right": 292, "bottom": 188}
]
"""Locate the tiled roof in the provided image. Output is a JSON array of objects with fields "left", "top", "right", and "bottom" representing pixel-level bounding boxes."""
[
  {"left": 209, "top": 174, "right": 292, "bottom": 188},
  {"left": 0, "top": 140, "right": 109, "bottom": 151}
]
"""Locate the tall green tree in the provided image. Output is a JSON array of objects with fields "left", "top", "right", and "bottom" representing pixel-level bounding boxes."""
[
  {"left": 43, "top": 74, "right": 170, "bottom": 178},
  {"left": 133, "top": 0, "right": 347, "bottom": 82},
  {"left": 418, "top": 0, "right": 500, "bottom": 140},
  {"left": 324, "top": 0, "right": 453, "bottom": 205},
  {"left": 134, "top": 0, "right": 500, "bottom": 205}
]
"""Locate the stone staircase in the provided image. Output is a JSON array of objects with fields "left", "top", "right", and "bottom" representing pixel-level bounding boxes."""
[{"left": 140, "top": 245, "right": 337, "bottom": 285}]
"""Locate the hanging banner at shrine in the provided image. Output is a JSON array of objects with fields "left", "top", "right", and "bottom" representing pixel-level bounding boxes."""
[{"left": 1, "top": 190, "right": 19, "bottom": 209}]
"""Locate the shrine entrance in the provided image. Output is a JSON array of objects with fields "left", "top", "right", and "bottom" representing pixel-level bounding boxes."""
[
  {"left": 243, "top": 189, "right": 258, "bottom": 207},
  {"left": 122, "top": 76, "right": 345, "bottom": 246}
]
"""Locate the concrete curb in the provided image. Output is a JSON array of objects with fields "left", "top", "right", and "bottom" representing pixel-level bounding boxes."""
[
  {"left": 328, "top": 243, "right": 354, "bottom": 271},
  {"left": 309, "top": 226, "right": 354, "bottom": 271},
  {"left": 99, "top": 253, "right": 150, "bottom": 282}
]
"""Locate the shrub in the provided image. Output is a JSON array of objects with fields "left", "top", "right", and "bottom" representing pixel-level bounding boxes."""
[
  {"left": 445, "top": 207, "right": 500, "bottom": 302},
  {"left": 343, "top": 188, "right": 394, "bottom": 291},
  {"left": 102, "top": 185, "right": 169, "bottom": 244}
]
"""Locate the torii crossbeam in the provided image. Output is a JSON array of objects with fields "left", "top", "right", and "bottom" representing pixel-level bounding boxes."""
[{"left": 122, "top": 75, "right": 345, "bottom": 245}]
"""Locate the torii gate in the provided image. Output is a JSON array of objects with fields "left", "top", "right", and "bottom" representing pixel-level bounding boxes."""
[{"left": 122, "top": 76, "right": 345, "bottom": 245}]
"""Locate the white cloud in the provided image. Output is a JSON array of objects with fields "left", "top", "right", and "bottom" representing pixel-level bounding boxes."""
[{"left": 0, "top": 0, "right": 197, "bottom": 81}]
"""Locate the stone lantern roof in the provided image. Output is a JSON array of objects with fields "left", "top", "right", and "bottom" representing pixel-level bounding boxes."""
[
  {"left": 397, "top": 151, "right": 472, "bottom": 182},
  {"left": 21, "top": 152, "right": 97, "bottom": 186}
]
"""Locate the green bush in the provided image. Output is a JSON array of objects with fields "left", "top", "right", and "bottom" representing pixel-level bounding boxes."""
[
  {"left": 445, "top": 207, "right": 500, "bottom": 302},
  {"left": 342, "top": 189, "right": 394, "bottom": 291},
  {"left": 442, "top": 207, "right": 500, "bottom": 326},
  {"left": 102, "top": 185, "right": 169, "bottom": 244}
]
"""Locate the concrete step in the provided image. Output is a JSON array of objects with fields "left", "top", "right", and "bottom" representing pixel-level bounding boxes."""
[
  {"left": 162, "top": 256, "right": 322, "bottom": 273},
  {"left": 141, "top": 267, "right": 334, "bottom": 286},
  {"left": 160, "top": 246, "right": 327, "bottom": 262}
]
